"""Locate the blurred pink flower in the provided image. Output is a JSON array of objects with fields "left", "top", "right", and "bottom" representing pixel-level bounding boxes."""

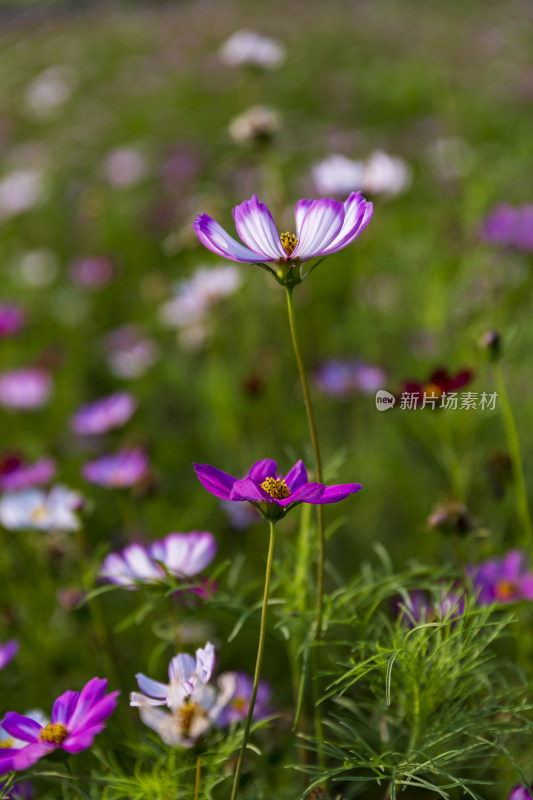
[{"left": 0, "top": 369, "right": 52, "bottom": 411}]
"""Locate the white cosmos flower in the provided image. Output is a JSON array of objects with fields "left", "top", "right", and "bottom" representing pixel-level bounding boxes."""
[
  {"left": 311, "top": 151, "right": 411, "bottom": 198},
  {"left": 0, "top": 486, "right": 83, "bottom": 532},
  {"left": 219, "top": 30, "right": 286, "bottom": 69},
  {"left": 0, "top": 170, "right": 44, "bottom": 219}
]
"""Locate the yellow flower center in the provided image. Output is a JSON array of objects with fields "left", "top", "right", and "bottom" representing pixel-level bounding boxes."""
[
  {"left": 177, "top": 701, "right": 200, "bottom": 738},
  {"left": 280, "top": 232, "right": 298, "bottom": 257},
  {"left": 423, "top": 382, "right": 444, "bottom": 398},
  {"left": 260, "top": 476, "right": 291, "bottom": 500},
  {"left": 496, "top": 580, "right": 516, "bottom": 601},
  {"left": 0, "top": 739, "right": 14, "bottom": 749},
  {"left": 30, "top": 505, "right": 50, "bottom": 524},
  {"left": 39, "top": 722, "right": 68, "bottom": 744},
  {"left": 232, "top": 697, "right": 248, "bottom": 712}
]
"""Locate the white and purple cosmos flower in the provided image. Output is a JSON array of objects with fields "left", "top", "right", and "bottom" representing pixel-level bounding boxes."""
[
  {"left": 194, "top": 458, "right": 361, "bottom": 521},
  {"left": 0, "top": 305, "right": 25, "bottom": 339},
  {"left": 131, "top": 643, "right": 236, "bottom": 748},
  {"left": 0, "top": 640, "right": 18, "bottom": 670},
  {"left": 0, "top": 678, "right": 119, "bottom": 772},
  {"left": 101, "top": 532, "right": 217, "bottom": 588},
  {"left": 0, "top": 456, "right": 55, "bottom": 492},
  {"left": 217, "top": 671, "right": 271, "bottom": 726},
  {"left": 70, "top": 392, "right": 136, "bottom": 436},
  {"left": 0, "top": 486, "right": 83, "bottom": 532},
  {"left": 0, "top": 369, "right": 52, "bottom": 411},
  {"left": 193, "top": 194, "right": 372, "bottom": 286},
  {"left": 467, "top": 550, "right": 533, "bottom": 605},
  {"left": 82, "top": 448, "right": 149, "bottom": 488}
]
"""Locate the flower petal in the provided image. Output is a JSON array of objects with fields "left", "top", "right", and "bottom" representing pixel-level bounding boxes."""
[
  {"left": 12, "top": 742, "right": 54, "bottom": 770},
  {"left": 193, "top": 463, "right": 237, "bottom": 499},
  {"left": 233, "top": 196, "right": 286, "bottom": 260},
  {"left": 62, "top": 726, "right": 103, "bottom": 753},
  {"left": 69, "top": 691, "right": 119, "bottom": 733},
  {"left": 195, "top": 642, "right": 215, "bottom": 684},
  {"left": 320, "top": 192, "right": 373, "bottom": 255},
  {"left": 135, "top": 673, "right": 168, "bottom": 700},
  {"left": 193, "top": 214, "right": 262, "bottom": 263},
  {"left": 1, "top": 713, "right": 42, "bottom": 743},
  {"left": 248, "top": 459, "right": 277, "bottom": 482},
  {"left": 168, "top": 653, "right": 197, "bottom": 685},
  {"left": 284, "top": 460, "right": 308, "bottom": 491},
  {"left": 294, "top": 199, "right": 314, "bottom": 237},
  {"left": 52, "top": 691, "right": 79, "bottom": 725},
  {"left": 292, "top": 199, "right": 345, "bottom": 259},
  {"left": 130, "top": 691, "right": 166, "bottom": 708},
  {"left": 278, "top": 482, "right": 325, "bottom": 505},
  {"left": 316, "top": 483, "right": 362, "bottom": 503},
  {"left": 229, "top": 477, "right": 271, "bottom": 503},
  {"left": 66, "top": 678, "right": 108, "bottom": 730}
]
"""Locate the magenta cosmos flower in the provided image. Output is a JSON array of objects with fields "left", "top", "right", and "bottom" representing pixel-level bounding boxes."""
[
  {"left": 193, "top": 194, "right": 372, "bottom": 286},
  {"left": 194, "top": 458, "right": 361, "bottom": 521},
  {"left": 70, "top": 392, "right": 136, "bottom": 435},
  {"left": 0, "top": 305, "right": 25, "bottom": 339},
  {"left": 0, "top": 456, "right": 55, "bottom": 492},
  {"left": 0, "top": 640, "right": 18, "bottom": 671},
  {"left": 0, "top": 678, "right": 119, "bottom": 773},
  {"left": 509, "top": 787, "right": 533, "bottom": 800},
  {"left": 467, "top": 550, "right": 533, "bottom": 605},
  {"left": 82, "top": 448, "right": 149, "bottom": 488}
]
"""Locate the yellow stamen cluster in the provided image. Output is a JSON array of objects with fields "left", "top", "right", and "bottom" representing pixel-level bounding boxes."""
[
  {"left": 0, "top": 738, "right": 14, "bottom": 749},
  {"left": 178, "top": 701, "right": 199, "bottom": 738},
  {"left": 280, "top": 232, "right": 298, "bottom": 257},
  {"left": 260, "top": 477, "right": 291, "bottom": 500},
  {"left": 423, "top": 382, "right": 444, "bottom": 398},
  {"left": 496, "top": 580, "right": 515, "bottom": 601},
  {"left": 39, "top": 722, "right": 68, "bottom": 744}
]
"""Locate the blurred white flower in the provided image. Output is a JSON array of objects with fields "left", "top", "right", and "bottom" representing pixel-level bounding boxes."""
[
  {"left": 363, "top": 150, "right": 411, "bottom": 196},
  {"left": 15, "top": 249, "right": 58, "bottom": 287},
  {"left": 311, "top": 154, "right": 365, "bottom": 197},
  {"left": 160, "top": 266, "right": 242, "bottom": 349},
  {"left": 311, "top": 150, "right": 411, "bottom": 198},
  {"left": 229, "top": 105, "right": 281, "bottom": 145},
  {"left": 0, "top": 486, "right": 83, "bottom": 532},
  {"left": 24, "top": 66, "right": 75, "bottom": 119},
  {"left": 219, "top": 30, "right": 286, "bottom": 69},
  {"left": 103, "top": 147, "right": 147, "bottom": 188},
  {"left": 0, "top": 170, "right": 44, "bottom": 219},
  {"left": 104, "top": 325, "right": 159, "bottom": 379},
  {"left": 426, "top": 137, "right": 473, "bottom": 181}
]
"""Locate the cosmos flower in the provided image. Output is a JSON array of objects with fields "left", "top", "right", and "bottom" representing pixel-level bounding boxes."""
[
  {"left": 0, "top": 486, "right": 83, "bottom": 532},
  {"left": 219, "top": 31, "right": 286, "bottom": 69},
  {"left": 131, "top": 643, "right": 236, "bottom": 748},
  {"left": 104, "top": 325, "right": 159, "bottom": 379},
  {"left": 0, "top": 678, "right": 119, "bottom": 772},
  {"left": 0, "top": 369, "right": 52, "bottom": 411},
  {"left": 0, "top": 640, "right": 18, "bottom": 670},
  {"left": 70, "top": 392, "right": 136, "bottom": 436},
  {"left": 193, "top": 194, "right": 372, "bottom": 285},
  {"left": 69, "top": 257, "right": 114, "bottom": 289},
  {"left": 401, "top": 368, "right": 472, "bottom": 403},
  {"left": 24, "top": 66, "right": 74, "bottom": 119},
  {"left": 82, "top": 448, "right": 149, "bottom": 488},
  {"left": 100, "top": 531, "right": 217, "bottom": 588},
  {"left": 509, "top": 786, "right": 533, "bottom": 800},
  {"left": 0, "top": 305, "right": 25, "bottom": 338},
  {"left": 103, "top": 147, "right": 147, "bottom": 188},
  {"left": 311, "top": 151, "right": 411, "bottom": 198},
  {"left": 467, "top": 551, "right": 533, "bottom": 605},
  {"left": 481, "top": 205, "right": 533, "bottom": 252},
  {"left": 217, "top": 672, "right": 271, "bottom": 726},
  {"left": 228, "top": 105, "right": 281, "bottom": 146},
  {"left": 0, "top": 456, "right": 55, "bottom": 492},
  {"left": 0, "top": 170, "right": 44, "bottom": 220},
  {"left": 194, "top": 458, "right": 361, "bottom": 521},
  {"left": 314, "top": 359, "right": 386, "bottom": 398}
]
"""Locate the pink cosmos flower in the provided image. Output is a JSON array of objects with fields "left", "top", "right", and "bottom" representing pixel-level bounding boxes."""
[
  {"left": 193, "top": 194, "right": 372, "bottom": 284},
  {"left": 69, "top": 257, "right": 114, "bottom": 289},
  {"left": 467, "top": 550, "right": 533, "bottom": 605},
  {"left": 0, "top": 678, "right": 119, "bottom": 773},
  {"left": 82, "top": 448, "right": 149, "bottom": 488},
  {"left": 0, "top": 369, "right": 52, "bottom": 411},
  {"left": 70, "top": 392, "right": 136, "bottom": 435},
  {"left": 0, "top": 456, "right": 55, "bottom": 492}
]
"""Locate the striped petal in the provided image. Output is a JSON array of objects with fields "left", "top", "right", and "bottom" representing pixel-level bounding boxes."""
[
  {"left": 321, "top": 192, "right": 373, "bottom": 255},
  {"left": 233, "top": 196, "right": 286, "bottom": 260},
  {"left": 292, "top": 199, "right": 345, "bottom": 260},
  {"left": 193, "top": 214, "right": 262, "bottom": 263},
  {"left": 294, "top": 199, "right": 313, "bottom": 237}
]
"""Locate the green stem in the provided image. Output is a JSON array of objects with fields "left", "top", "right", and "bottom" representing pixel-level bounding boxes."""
[
  {"left": 285, "top": 287, "right": 325, "bottom": 638},
  {"left": 494, "top": 363, "right": 533, "bottom": 546},
  {"left": 194, "top": 755, "right": 201, "bottom": 800},
  {"left": 229, "top": 522, "right": 276, "bottom": 800}
]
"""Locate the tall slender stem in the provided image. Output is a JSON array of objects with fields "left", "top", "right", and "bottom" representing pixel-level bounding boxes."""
[
  {"left": 285, "top": 286, "right": 325, "bottom": 639},
  {"left": 230, "top": 522, "right": 276, "bottom": 800},
  {"left": 194, "top": 755, "right": 201, "bottom": 800},
  {"left": 494, "top": 362, "right": 533, "bottom": 546}
]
